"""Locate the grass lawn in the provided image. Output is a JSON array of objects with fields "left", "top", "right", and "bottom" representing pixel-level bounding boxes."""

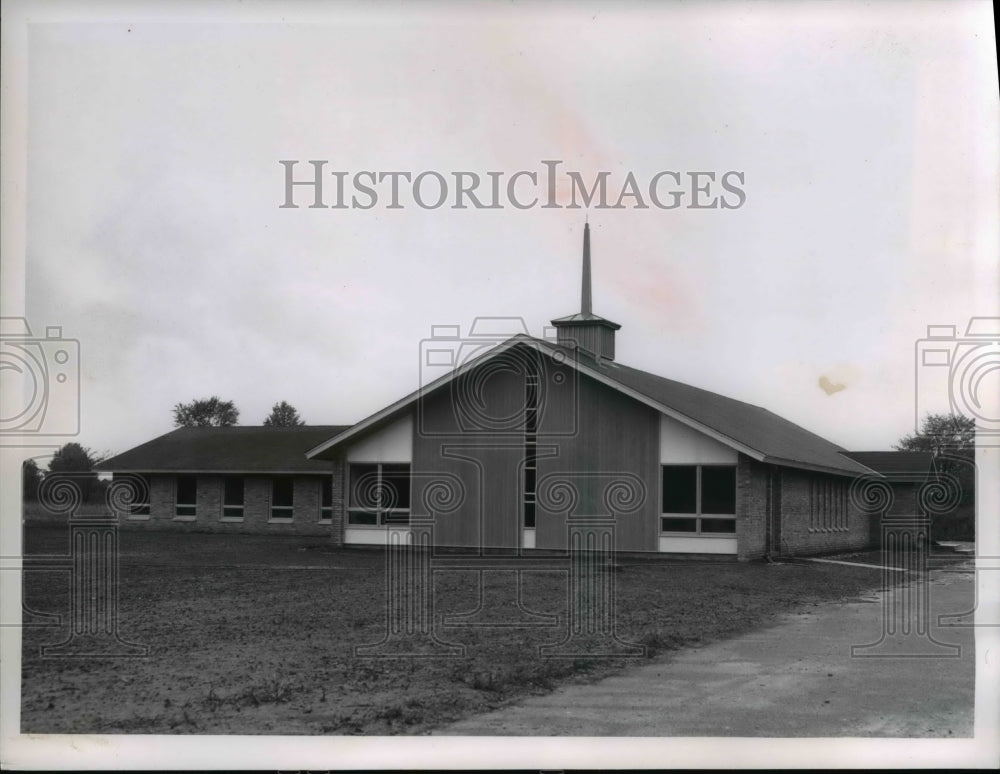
[{"left": 21, "top": 523, "right": 897, "bottom": 735}]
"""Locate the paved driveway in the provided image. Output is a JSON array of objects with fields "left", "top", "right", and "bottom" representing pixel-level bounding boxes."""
[{"left": 437, "top": 560, "right": 975, "bottom": 736}]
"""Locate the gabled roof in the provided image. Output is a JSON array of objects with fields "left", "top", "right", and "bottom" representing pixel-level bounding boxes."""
[
  {"left": 842, "top": 451, "right": 935, "bottom": 477},
  {"left": 97, "top": 426, "right": 349, "bottom": 474},
  {"left": 308, "top": 335, "right": 875, "bottom": 478}
]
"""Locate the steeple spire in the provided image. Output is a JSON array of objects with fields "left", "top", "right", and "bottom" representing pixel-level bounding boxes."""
[{"left": 550, "top": 222, "right": 621, "bottom": 361}]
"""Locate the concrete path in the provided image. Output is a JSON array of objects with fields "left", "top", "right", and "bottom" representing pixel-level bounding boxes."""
[{"left": 438, "top": 561, "right": 976, "bottom": 736}]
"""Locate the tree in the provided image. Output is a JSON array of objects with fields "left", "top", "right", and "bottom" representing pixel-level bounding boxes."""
[
  {"left": 895, "top": 413, "right": 975, "bottom": 541},
  {"left": 173, "top": 396, "right": 239, "bottom": 428},
  {"left": 895, "top": 413, "right": 974, "bottom": 455},
  {"left": 47, "top": 442, "right": 102, "bottom": 502},
  {"left": 23, "top": 458, "right": 42, "bottom": 500},
  {"left": 263, "top": 401, "right": 305, "bottom": 427},
  {"left": 48, "top": 442, "right": 100, "bottom": 473}
]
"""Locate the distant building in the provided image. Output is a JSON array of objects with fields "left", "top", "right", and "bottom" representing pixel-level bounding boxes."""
[
  {"left": 97, "top": 426, "right": 347, "bottom": 536},
  {"left": 99, "top": 225, "right": 888, "bottom": 559},
  {"left": 842, "top": 451, "right": 937, "bottom": 517}
]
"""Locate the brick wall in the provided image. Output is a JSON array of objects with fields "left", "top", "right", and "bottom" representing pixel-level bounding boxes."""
[
  {"left": 736, "top": 454, "right": 768, "bottom": 561},
  {"left": 778, "top": 468, "right": 874, "bottom": 556},
  {"left": 123, "top": 470, "right": 343, "bottom": 537}
]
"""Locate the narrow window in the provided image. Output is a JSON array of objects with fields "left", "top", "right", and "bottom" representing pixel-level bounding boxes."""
[
  {"left": 271, "top": 476, "right": 294, "bottom": 521},
  {"left": 810, "top": 475, "right": 850, "bottom": 532},
  {"left": 523, "top": 374, "right": 539, "bottom": 530},
  {"left": 824, "top": 480, "right": 830, "bottom": 531},
  {"left": 175, "top": 475, "right": 197, "bottom": 518},
  {"left": 700, "top": 517, "right": 737, "bottom": 534},
  {"left": 223, "top": 476, "right": 244, "bottom": 520},
  {"left": 661, "top": 516, "right": 698, "bottom": 532},
  {"left": 701, "top": 466, "right": 736, "bottom": 514},
  {"left": 319, "top": 477, "right": 333, "bottom": 523},
  {"left": 809, "top": 479, "right": 817, "bottom": 530},
  {"left": 129, "top": 474, "right": 150, "bottom": 517},
  {"left": 662, "top": 466, "right": 697, "bottom": 514},
  {"left": 381, "top": 464, "right": 411, "bottom": 524}
]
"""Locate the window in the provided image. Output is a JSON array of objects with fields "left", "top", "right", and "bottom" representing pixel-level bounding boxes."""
[
  {"left": 347, "top": 463, "right": 411, "bottom": 526},
  {"left": 223, "top": 477, "right": 244, "bottom": 520},
  {"left": 125, "top": 474, "right": 151, "bottom": 517},
  {"left": 810, "top": 475, "right": 848, "bottom": 532},
  {"left": 523, "top": 374, "right": 539, "bottom": 529},
  {"left": 661, "top": 465, "right": 736, "bottom": 535},
  {"left": 175, "top": 476, "right": 197, "bottom": 518},
  {"left": 270, "top": 476, "right": 294, "bottom": 521},
  {"left": 319, "top": 477, "right": 333, "bottom": 523},
  {"left": 662, "top": 466, "right": 697, "bottom": 514}
]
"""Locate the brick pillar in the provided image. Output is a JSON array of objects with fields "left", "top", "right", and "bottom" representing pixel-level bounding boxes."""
[
  {"left": 330, "top": 457, "right": 345, "bottom": 547},
  {"left": 736, "top": 454, "right": 767, "bottom": 561}
]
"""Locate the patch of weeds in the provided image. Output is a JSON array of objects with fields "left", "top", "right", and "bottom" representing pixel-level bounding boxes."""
[
  {"left": 459, "top": 661, "right": 571, "bottom": 695},
  {"left": 106, "top": 714, "right": 165, "bottom": 732},
  {"left": 469, "top": 668, "right": 502, "bottom": 693},
  {"left": 202, "top": 679, "right": 297, "bottom": 711},
  {"left": 376, "top": 704, "right": 405, "bottom": 721},
  {"left": 167, "top": 705, "right": 199, "bottom": 731},
  {"left": 637, "top": 630, "right": 689, "bottom": 657}
]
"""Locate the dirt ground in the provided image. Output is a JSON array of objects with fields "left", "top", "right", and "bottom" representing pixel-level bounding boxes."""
[
  {"left": 439, "top": 559, "right": 976, "bottom": 736},
  {"left": 19, "top": 525, "right": 944, "bottom": 735}
]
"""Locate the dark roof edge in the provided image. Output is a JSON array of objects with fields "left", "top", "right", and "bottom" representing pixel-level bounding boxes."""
[
  {"left": 550, "top": 315, "right": 622, "bottom": 331},
  {"left": 95, "top": 468, "right": 333, "bottom": 475},
  {"left": 762, "top": 455, "right": 884, "bottom": 479}
]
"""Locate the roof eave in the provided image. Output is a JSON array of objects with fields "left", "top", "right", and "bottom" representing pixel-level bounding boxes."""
[
  {"left": 550, "top": 316, "right": 622, "bottom": 331},
  {"left": 96, "top": 468, "right": 334, "bottom": 475},
  {"left": 761, "top": 455, "right": 884, "bottom": 478},
  {"left": 306, "top": 334, "right": 537, "bottom": 459}
]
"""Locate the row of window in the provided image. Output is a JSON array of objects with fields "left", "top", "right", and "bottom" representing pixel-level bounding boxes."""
[
  {"left": 123, "top": 465, "right": 864, "bottom": 540},
  {"left": 345, "top": 463, "right": 739, "bottom": 535},
  {"left": 809, "top": 475, "right": 849, "bottom": 532},
  {"left": 125, "top": 464, "right": 740, "bottom": 534},
  {"left": 349, "top": 462, "right": 740, "bottom": 534},
  {"left": 128, "top": 475, "right": 334, "bottom": 522}
]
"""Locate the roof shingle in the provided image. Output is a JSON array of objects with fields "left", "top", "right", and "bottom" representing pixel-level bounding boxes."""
[
  {"left": 96, "top": 426, "right": 348, "bottom": 473},
  {"left": 842, "top": 451, "right": 935, "bottom": 477},
  {"left": 569, "top": 345, "right": 874, "bottom": 476}
]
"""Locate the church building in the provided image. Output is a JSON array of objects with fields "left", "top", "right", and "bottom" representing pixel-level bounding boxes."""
[{"left": 98, "top": 225, "right": 881, "bottom": 560}]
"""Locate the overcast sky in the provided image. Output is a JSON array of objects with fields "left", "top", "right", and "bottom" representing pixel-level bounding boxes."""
[{"left": 19, "top": 1, "right": 999, "bottom": 460}]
